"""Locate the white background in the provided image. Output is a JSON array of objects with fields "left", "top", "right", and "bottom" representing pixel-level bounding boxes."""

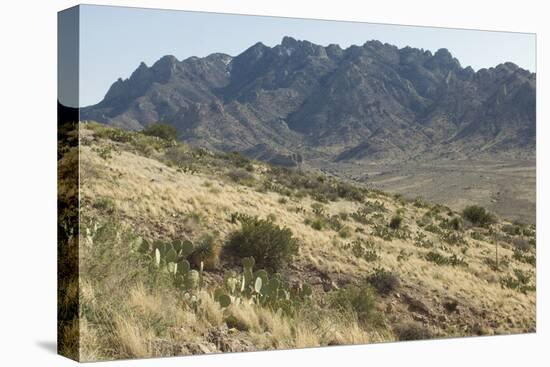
[{"left": 0, "top": 0, "right": 547, "bottom": 365}]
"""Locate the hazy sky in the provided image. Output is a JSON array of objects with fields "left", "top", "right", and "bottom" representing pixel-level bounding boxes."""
[{"left": 78, "top": 4, "right": 536, "bottom": 107}]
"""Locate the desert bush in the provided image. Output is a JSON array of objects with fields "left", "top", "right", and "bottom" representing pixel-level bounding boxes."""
[
  {"left": 500, "top": 269, "right": 535, "bottom": 293},
  {"left": 471, "top": 230, "right": 485, "bottom": 241},
  {"left": 512, "top": 248, "right": 536, "bottom": 266},
  {"left": 264, "top": 166, "right": 368, "bottom": 203},
  {"left": 226, "top": 151, "right": 252, "bottom": 168},
  {"left": 227, "top": 168, "right": 255, "bottom": 185},
  {"left": 484, "top": 255, "right": 510, "bottom": 271},
  {"left": 141, "top": 122, "right": 178, "bottom": 140},
  {"left": 512, "top": 237, "right": 531, "bottom": 252},
  {"left": 338, "top": 226, "right": 353, "bottom": 239},
  {"left": 330, "top": 283, "right": 380, "bottom": 326},
  {"left": 363, "top": 200, "right": 387, "bottom": 214},
  {"left": 164, "top": 145, "right": 193, "bottom": 167},
  {"left": 462, "top": 205, "right": 496, "bottom": 227},
  {"left": 389, "top": 215, "right": 403, "bottom": 229},
  {"left": 307, "top": 217, "right": 326, "bottom": 231},
  {"left": 425, "top": 251, "right": 468, "bottom": 267},
  {"left": 92, "top": 144, "right": 116, "bottom": 160},
  {"left": 416, "top": 214, "right": 432, "bottom": 228},
  {"left": 93, "top": 197, "right": 116, "bottom": 214},
  {"left": 335, "top": 181, "right": 365, "bottom": 202},
  {"left": 394, "top": 322, "right": 433, "bottom": 341},
  {"left": 311, "top": 203, "right": 327, "bottom": 216},
  {"left": 327, "top": 215, "right": 344, "bottom": 232},
  {"left": 367, "top": 268, "right": 400, "bottom": 295},
  {"left": 424, "top": 223, "right": 443, "bottom": 235},
  {"left": 441, "top": 230, "right": 467, "bottom": 246},
  {"left": 350, "top": 238, "right": 380, "bottom": 262},
  {"left": 413, "top": 232, "right": 434, "bottom": 248},
  {"left": 338, "top": 211, "right": 349, "bottom": 221},
  {"left": 413, "top": 196, "right": 428, "bottom": 208},
  {"left": 502, "top": 224, "right": 521, "bottom": 236},
  {"left": 228, "top": 216, "right": 299, "bottom": 271},
  {"left": 448, "top": 217, "right": 463, "bottom": 231},
  {"left": 350, "top": 210, "right": 371, "bottom": 225}
]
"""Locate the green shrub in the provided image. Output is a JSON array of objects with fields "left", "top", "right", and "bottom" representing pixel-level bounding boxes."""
[
  {"left": 441, "top": 230, "right": 467, "bottom": 246},
  {"left": 363, "top": 200, "right": 387, "bottom": 214},
  {"left": 164, "top": 145, "right": 193, "bottom": 168},
  {"left": 413, "top": 232, "right": 434, "bottom": 248},
  {"left": 512, "top": 248, "right": 536, "bottom": 266},
  {"left": 227, "top": 168, "right": 255, "bottom": 185},
  {"left": 502, "top": 224, "right": 521, "bottom": 236},
  {"left": 311, "top": 203, "right": 326, "bottom": 216},
  {"left": 471, "top": 231, "right": 485, "bottom": 241},
  {"left": 448, "top": 217, "right": 463, "bottom": 231},
  {"left": 327, "top": 215, "right": 344, "bottom": 232},
  {"left": 330, "top": 283, "right": 380, "bottom": 326},
  {"left": 462, "top": 205, "right": 496, "bottom": 227},
  {"left": 141, "top": 122, "right": 178, "bottom": 140},
  {"left": 413, "top": 196, "right": 428, "bottom": 208},
  {"left": 425, "top": 251, "right": 467, "bottom": 267},
  {"left": 367, "top": 268, "right": 400, "bottom": 295},
  {"left": 389, "top": 215, "right": 403, "bottom": 229},
  {"left": 394, "top": 322, "right": 433, "bottom": 341},
  {"left": 228, "top": 216, "right": 299, "bottom": 271},
  {"left": 226, "top": 151, "right": 251, "bottom": 168},
  {"left": 93, "top": 196, "right": 116, "bottom": 214},
  {"left": 309, "top": 217, "right": 326, "bottom": 231},
  {"left": 512, "top": 237, "right": 531, "bottom": 252},
  {"left": 500, "top": 269, "right": 535, "bottom": 293},
  {"left": 350, "top": 238, "right": 380, "bottom": 262},
  {"left": 338, "top": 211, "right": 349, "bottom": 221},
  {"left": 338, "top": 226, "right": 353, "bottom": 239}
]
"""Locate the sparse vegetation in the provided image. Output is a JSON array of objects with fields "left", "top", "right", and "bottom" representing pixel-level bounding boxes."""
[
  {"left": 350, "top": 238, "right": 380, "bottom": 262},
  {"left": 425, "top": 251, "right": 468, "bottom": 267},
  {"left": 73, "top": 123, "right": 536, "bottom": 360},
  {"left": 500, "top": 269, "right": 535, "bottom": 294},
  {"left": 141, "top": 122, "right": 178, "bottom": 140},
  {"left": 227, "top": 168, "right": 255, "bottom": 185}
]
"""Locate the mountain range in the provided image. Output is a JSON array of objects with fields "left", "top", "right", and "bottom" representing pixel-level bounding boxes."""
[{"left": 81, "top": 36, "right": 536, "bottom": 167}]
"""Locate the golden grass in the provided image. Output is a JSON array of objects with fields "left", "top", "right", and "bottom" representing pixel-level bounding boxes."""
[{"left": 76, "top": 125, "right": 536, "bottom": 359}]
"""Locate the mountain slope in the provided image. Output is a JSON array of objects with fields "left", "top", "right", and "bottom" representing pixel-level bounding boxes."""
[
  {"left": 70, "top": 123, "right": 536, "bottom": 360},
  {"left": 81, "top": 37, "right": 536, "bottom": 164}
]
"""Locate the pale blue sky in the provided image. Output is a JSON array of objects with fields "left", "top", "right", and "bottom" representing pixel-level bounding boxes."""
[{"left": 78, "top": 4, "right": 536, "bottom": 107}]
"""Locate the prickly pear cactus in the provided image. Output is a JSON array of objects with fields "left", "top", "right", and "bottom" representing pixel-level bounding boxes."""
[
  {"left": 154, "top": 248, "right": 161, "bottom": 267},
  {"left": 242, "top": 256, "right": 255, "bottom": 270},
  {"left": 217, "top": 293, "right": 231, "bottom": 308},
  {"left": 185, "top": 270, "right": 200, "bottom": 290},
  {"left": 254, "top": 277, "right": 263, "bottom": 294},
  {"left": 177, "top": 259, "right": 190, "bottom": 274},
  {"left": 165, "top": 248, "right": 177, "bottom": 263},
  {"left": 135, "top": 237, "right": 149, "bottom": 254},
  {"left": 180, "top": 240, "right": 194, "bottom": 257}
]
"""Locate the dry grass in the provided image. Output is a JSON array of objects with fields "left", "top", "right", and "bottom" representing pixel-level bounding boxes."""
[{"left": 75, "top": 124, "right": 536, "bottom": 360}]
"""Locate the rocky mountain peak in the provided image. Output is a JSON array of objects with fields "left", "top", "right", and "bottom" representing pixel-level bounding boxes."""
[{"left": 81, "top": 38, "right": 535, "bottom": 163}]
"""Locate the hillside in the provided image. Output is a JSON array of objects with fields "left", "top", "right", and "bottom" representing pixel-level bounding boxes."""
[
  {"left": 81, "top": 37, "right": 536, "bottom": 165},
  {"left": 65, "top": 123, "right": 536, "bottom": 361}
]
